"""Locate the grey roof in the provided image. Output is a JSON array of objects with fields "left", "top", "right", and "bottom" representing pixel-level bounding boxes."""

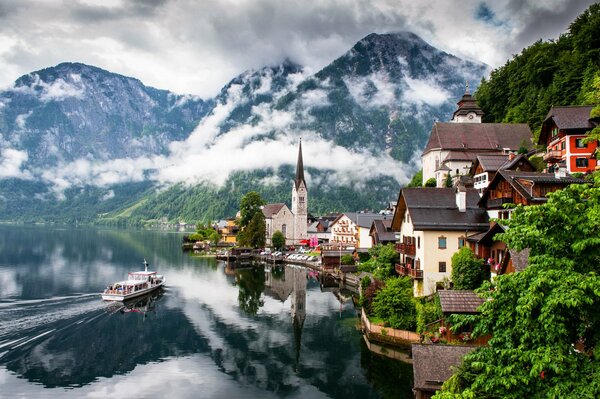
[
  {"left": 262, "top": 203, "right": 286, "bottom": 218},
  {"left": 438, "top": 290, "right": 485, "bottom": 314},
  {"left": 392, "top": 188, "right": 489, "bottom": 231},
  {"left": 501, "top": 154, "right": 535, "bottom": 171},
  {"left": 452, "top": 92, "right": 484, "bottom": 119},
  {"left": 412, "top": 344, "right": 477, "bottom": 392},
  {"left": 423, "top": 122, "right": 533, "bottom": 155},
  {"left": 371, "top": 219, "right": 396, "bottom": 242},
  {"left": 502, "top": 248, "right": 530, "bottom": 273},
  {"left": 539, "top": 106, "right": 596, "bottom": 144},
  {"left": 474, "top": 154, "right": 509, "bottom": 172},
  {"left": 443, "top": 151, "right": 480, "bottom": 162}
]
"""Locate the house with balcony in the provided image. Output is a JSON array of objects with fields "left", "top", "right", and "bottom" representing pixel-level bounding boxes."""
[
  {"left": 391, "top": 187, "right": 489, "bottom": 297},
  {"left": 470, "top": 153, "right": 536, "bottom": 195},
  {"left": 478, "top": 170, "right": 586, "bottom": 220},
  {"left": 330, "top": 212, "right": 392, "bottom": 249},
  {"left": 539, "top": 105, "right": 598, "bottom": 174}
]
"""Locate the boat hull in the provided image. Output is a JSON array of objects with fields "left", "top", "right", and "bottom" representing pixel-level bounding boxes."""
[{"left": 102, "top": 281, "right": 165, "bottom": 302}]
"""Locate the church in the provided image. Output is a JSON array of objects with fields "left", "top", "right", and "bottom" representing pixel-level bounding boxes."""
[{"left": 262, "top": 141, "right": 308, "bottom": 246}]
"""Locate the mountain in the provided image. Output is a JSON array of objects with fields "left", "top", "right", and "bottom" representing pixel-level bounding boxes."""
[
  {"left": 0, "top": 62, "right": 213, "bottom": 166},
  {"left": 0, "top": 33, "right": 489, "bottom": 224}
]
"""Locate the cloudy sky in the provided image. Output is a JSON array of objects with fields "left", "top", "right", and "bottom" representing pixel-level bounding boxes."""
[{"left": 0, "top": 0, "right": 596, "bottom": 98}]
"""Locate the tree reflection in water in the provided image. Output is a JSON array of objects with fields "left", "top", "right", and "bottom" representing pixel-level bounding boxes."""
[{"left": 235, "top": 264, "right": 266, "bottom": 315}]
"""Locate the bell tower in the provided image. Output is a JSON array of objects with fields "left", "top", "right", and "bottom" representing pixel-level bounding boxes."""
[{"left": 292, "top": 140, "right": 308, "bottom": 245}]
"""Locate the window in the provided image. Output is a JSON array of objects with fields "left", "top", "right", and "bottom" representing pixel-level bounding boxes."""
[
  {"left": 576, "top": 158, "right": 589, "bottom": 168},
  {"left": 282, "top": 224, "right": 287, "bottom": 235},
  {"left": 458, "top": 237, "right": 465, "bottom": 248},
  {"left": 561, "top": 141, "right": 565, "bottom": 150},
  {"left": 417, "top": 236, "right": 420, "bottom": 249},
  {"left": 438, "top": 236, "right": 447, "bottom": 249},
  {"left": 439, "top": 262, "right": 447, "bottom": 273},
  {"left": 299, "top": 196, "right": 305, "bottom": 202},
  {"left": 575, "top": 138, "right": 586, "bottom": 148}
]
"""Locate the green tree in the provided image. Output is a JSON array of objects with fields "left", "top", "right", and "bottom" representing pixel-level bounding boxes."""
[
  {"left": 371, "top": 276, "right": 416, "bottom": 330},
  {"left": 444, "top": 172, "right": 453, "bottom": 188},
  {"left": 238, "top": 191, "right": 266, "bottom": 229},
  {"left": 271, "top": 230, "right": 285, "bottom": 250},
  {"left": 341, "top": 254, "right": 355, "bottom": 265},
  {"left": 238, "top": 211, "right": 266, "bottom": 248},
  {"left": 424, "top": 177, "right": 437, "bottom": 187},
  {"left": 236, "top": 266, "right": 266, "bottom": 315},
  {"left": 359, "top": 243, "right": 399, "bottom": 280},
  {"left": 450, "top": 247, "right": 487, "bottom": 290},
  {"left": 406, "top": 169, "right": 423, "bottom": 187},
  {"left": 435, "top": 179, "right": 600, "bottom": 398}
]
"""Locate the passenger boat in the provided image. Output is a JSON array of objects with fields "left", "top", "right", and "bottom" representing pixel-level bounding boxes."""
[{"left": 101, "top": 259, "right": 165, "bottom": 301}]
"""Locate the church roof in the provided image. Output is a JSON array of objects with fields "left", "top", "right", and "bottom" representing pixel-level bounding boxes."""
[
  {"left": 422, "top": 122, "right": 533, "bottom": 155},
  {"left": 294, "top": 140, "right": 306, "bottom": 190},
  {"left": 262, "top": 203, "right": 286, "bottom": 218}
]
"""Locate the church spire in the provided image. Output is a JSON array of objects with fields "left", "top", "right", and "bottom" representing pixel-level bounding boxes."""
[{"left": 294, "top": 139, "right": 305, "bottom": 189}]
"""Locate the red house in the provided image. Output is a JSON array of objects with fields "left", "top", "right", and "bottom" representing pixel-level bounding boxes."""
[{"left": 539, "top": 106, "right": 598, "bottom": 174}]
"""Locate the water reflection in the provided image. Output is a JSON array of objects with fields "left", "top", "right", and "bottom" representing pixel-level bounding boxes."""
[{"left": 0, "top": 226, "right": 412, "bottom": 398}]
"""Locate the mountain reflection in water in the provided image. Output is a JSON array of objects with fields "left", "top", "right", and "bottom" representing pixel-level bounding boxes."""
[{"left": 0, "top": 226, "right": 412, "bottom": 398}]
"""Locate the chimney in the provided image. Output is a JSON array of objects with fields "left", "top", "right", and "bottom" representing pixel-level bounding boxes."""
[
  {"left": 456, "top": 186, "right": 467, "bottom": 212},
  {"left": 554, "top": 167, "right": 567, "bottom": 179},
  {"left": 508, "top": 152, "right": 515, "bottom": 160}
]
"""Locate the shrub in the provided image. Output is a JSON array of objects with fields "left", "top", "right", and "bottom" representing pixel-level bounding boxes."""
[{"left": 371, "top": 277, "right": 416, "bottom": 330}]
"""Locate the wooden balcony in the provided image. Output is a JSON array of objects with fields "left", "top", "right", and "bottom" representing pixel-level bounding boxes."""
[
  {"left": 395, "top": 243, "right": 416, "bottom": 256},
  {"left": 487, "top": 197, "right": 513, "bottom": 208},
  {"left": 543, "top": 150, "right": 562, "bottom": 162},
  {"left": 395, "top": 263, "right": 423, "bottom": 279}
]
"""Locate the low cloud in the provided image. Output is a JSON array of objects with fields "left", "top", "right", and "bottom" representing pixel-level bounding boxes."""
[
  {"left": 0, "top": 148, "right": 32, "bottom": 179},
  {"left": 402, "top": 76, "right": 450, "bottom": 107}
]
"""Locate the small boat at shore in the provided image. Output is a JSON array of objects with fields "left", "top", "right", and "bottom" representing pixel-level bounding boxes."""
[{"left": 101, "top": 259, "right": 165, "bottom": 302}]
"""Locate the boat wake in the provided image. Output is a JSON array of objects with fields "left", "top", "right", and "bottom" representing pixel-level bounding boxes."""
[{"left": 0, "top": 293, "right": 106, "bottom": 358}]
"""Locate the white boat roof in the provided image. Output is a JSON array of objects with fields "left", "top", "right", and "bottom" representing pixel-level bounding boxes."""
[{"left": 129, "top": 271, "right": 157, "bottom": 275}]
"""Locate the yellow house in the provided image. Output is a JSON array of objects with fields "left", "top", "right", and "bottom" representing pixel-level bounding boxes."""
[
  {"left": 217, "top": 218, "right": 238, "bottom": 244},
  {"left": 391, "top": 187, "right": 489, "bottom": 297}
]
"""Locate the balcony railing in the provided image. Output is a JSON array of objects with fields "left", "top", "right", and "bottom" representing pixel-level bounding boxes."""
[
  {"left": 487, "top": 197, "right": 513, "bottom": 208},
  {"left": 395, "top": 243, "right": 416, "bottom": 256},
  {"left": 395, "top": 263, "right": 423, "bottom": 279},
  {"left": 543, "top": 150, "right": 562, "bottom": 162}
]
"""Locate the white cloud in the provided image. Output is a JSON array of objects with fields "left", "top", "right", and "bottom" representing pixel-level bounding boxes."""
[
  {"left": 0, "top": 0, "right": 595, "bottom": 97},
  {"left": 0, "top": 148, "right": 33, "bottom": 179},
  {"left": 344, "top": 71, "right": 398, "bottom": 108},
  {"left": 402, "top": 76, "right": 451, "bottom": 107}
]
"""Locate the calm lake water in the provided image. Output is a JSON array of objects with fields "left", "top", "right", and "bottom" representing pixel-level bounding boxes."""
[{"left": 0, "top": 225, "right": 412, "bottom": 398}]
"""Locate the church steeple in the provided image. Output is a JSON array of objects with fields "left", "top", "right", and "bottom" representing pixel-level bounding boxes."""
[
  {"left": 451, "top": 83, "right": 483, "bottom": 123},
  {"left": 294, "top": 139, "right": 305, "bottom": 190}
]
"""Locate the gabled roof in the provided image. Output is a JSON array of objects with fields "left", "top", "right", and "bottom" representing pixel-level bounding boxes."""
[
  {"left": 438, "top": 290, "right": 485, "bottom": 314},
  {"left": 412, "top": 344, "right": 477, "bottom": 392},
  {"left": 479, "top": 170, "right": 586, "bottom": 207},
  {"left": 262, "top": 203, "right": 286, "bottom": 218},
  {"left": 466, "top": 222, "right": 505, "bottom": 246},
  {"left": 500, "top": 248, "right": 530, "bottom": 274},
  {"left": 370, "top": 219, "right": 396, "bottom": 242},
  {"left": 391, "top": 188, "right": 489, "bottom": 232},
  {"left": 423, "top": 122, "right": 533, "bottom": 156},
  {"left": 538, "top": 105, "right": 596, "bottom": 144},
  {"left": 472, "top": 154, "right": 509, "bottom": 172}
]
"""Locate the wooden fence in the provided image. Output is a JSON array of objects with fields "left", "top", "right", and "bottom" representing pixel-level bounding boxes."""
[{"left": 361, "top": 308, "right": 420, "bottom": 346}]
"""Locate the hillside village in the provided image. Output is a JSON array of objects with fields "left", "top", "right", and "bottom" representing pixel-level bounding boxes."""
[{"left": 208, "top": 87, "right": 598, "bottom": 398}]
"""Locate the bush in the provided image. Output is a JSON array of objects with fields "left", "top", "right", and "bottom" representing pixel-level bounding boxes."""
[
  {"left": 341, "top": 254, "right": 355, "bottom": 265},
  {"left": 360, "top": 279, "right": 385, "bottom": 313},
  {"left": 415, "top": 295, "right": 442, "bottom": 333},
  {"left": 371, "top": 277, "right": 416, "bottom": 330},
  {"left": 451, "top": 247, "right": 487, "bottom": 290},
  {"left": 424, "top": 177, "right": 437, "bottom": 187}
]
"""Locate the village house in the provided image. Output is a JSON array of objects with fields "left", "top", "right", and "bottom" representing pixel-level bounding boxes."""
[
  {"left": 470, "top": 153, "right": 536, "bottom": 195},
  {"left": 391, "top": 187, "right": 489, "bottom": 297},
  {"left": 539, "top": 105, "right": 598, "bottom": 174},
  {"left": 329, "top": 212, "right": 393, "bottom": 249},
  {"left": 214, "top": 218, "right": 239, "bottom": 244},
  {"left": 422, "top": 90, "right": 533, "bottom": 187},
  {"left": 468, "top": 170, "right": 584, "bottom": 274},
  {"left": 369, "top": 219, "right": 396, "bottom": 246}
]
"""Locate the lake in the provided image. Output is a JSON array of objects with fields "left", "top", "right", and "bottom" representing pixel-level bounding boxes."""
[{"left": 0, "top": 225, "right": 412, "bottom": 398}]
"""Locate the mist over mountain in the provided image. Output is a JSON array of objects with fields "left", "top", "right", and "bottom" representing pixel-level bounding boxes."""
[{"left": 0, "top": 32, "right": 488, "bottom": 224}]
